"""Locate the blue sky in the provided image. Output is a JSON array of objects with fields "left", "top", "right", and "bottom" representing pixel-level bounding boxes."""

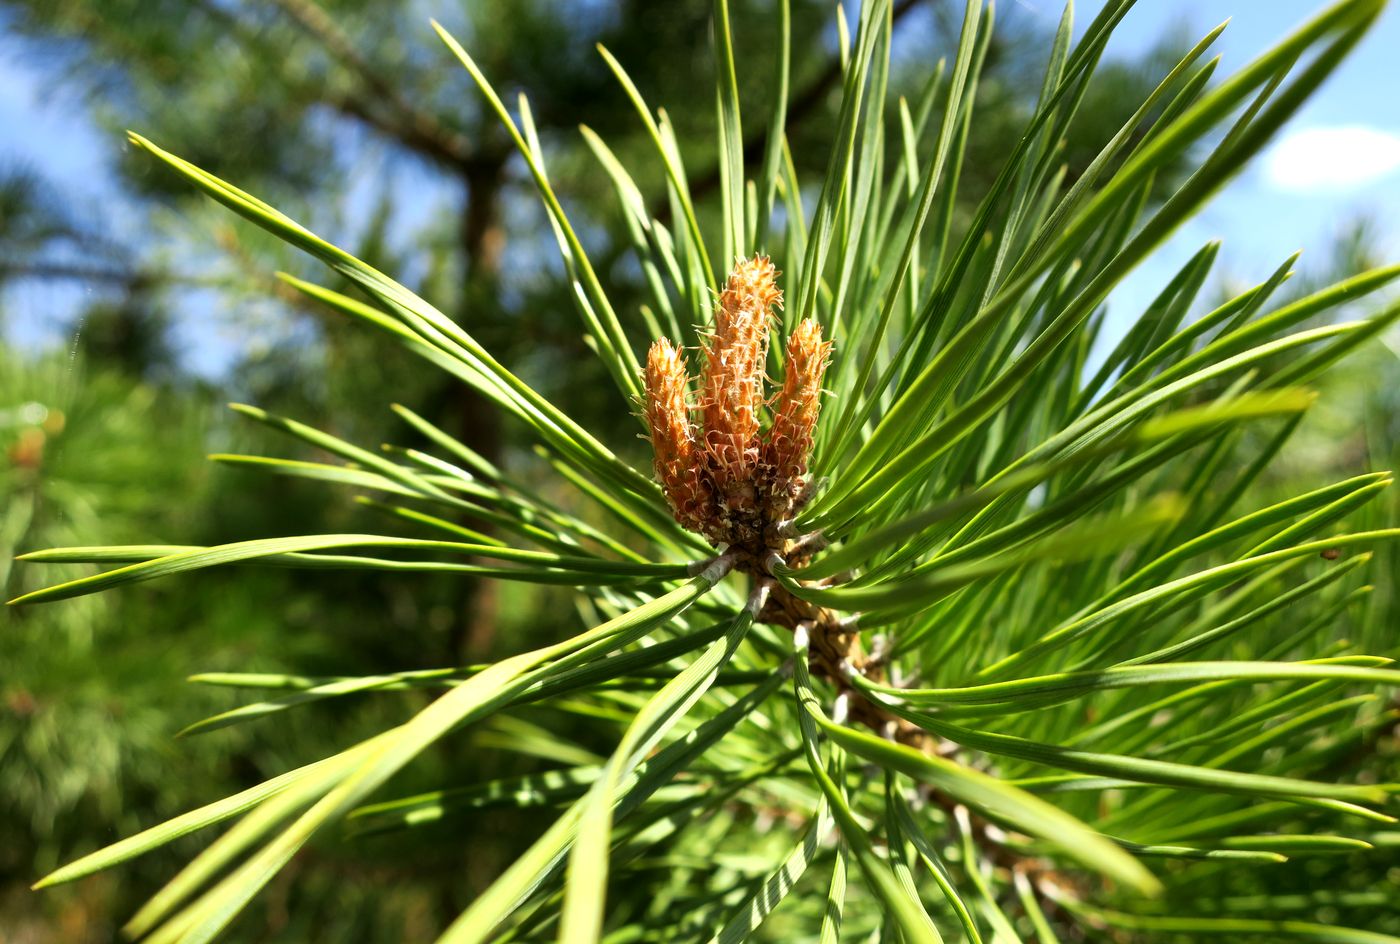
[
  {"left": 2, "top": 1, "right": 1398, "bottom": 376},
  {"left": 1066, "top": 0, "right": 1400, "bottom": 338}
]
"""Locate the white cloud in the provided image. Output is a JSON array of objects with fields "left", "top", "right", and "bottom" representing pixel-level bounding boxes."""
[{"left": 1264, "top": 125, "right": 1400, "bottom": 193}]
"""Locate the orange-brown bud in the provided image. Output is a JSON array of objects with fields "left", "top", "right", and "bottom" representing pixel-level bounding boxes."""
[
  {"left": 701, "top": 256, "right": 782, "bottom": 502},
  {"left": 642, "top": 259, "right": 828, "bottom": 549},
  {"left": 765, "top": 318, "right": 831, "bottom": 503},
  {"left": 643, "top": 339, "right": 710, "bottom": 531}
]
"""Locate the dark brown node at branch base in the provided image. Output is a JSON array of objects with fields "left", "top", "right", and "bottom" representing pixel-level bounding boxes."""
[{"left": 735, "top": 542, "right": 934, "bottom": 753}]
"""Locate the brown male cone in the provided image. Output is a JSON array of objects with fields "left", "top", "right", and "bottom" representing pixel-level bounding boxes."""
[
  {"left": 700, "top": 256, "right": 781, "bottom": 506},
  {"left": 643, "top": 338, "right": 711, "bottom": 535},
  {"left": 643, "top": 256, "right": 828, "bottom": 549},
  {"left": 763, "top": 317, "right": 831, "bottom": 521}
]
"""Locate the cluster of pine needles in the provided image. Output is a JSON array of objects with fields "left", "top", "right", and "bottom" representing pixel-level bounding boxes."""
[{"left": 11, "top": 0, "right": 1400, "bottom": 942}]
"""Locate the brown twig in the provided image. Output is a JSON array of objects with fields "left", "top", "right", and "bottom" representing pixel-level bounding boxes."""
[{"left": 269, "top": 0, "right": 480, "bottom": 171}]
